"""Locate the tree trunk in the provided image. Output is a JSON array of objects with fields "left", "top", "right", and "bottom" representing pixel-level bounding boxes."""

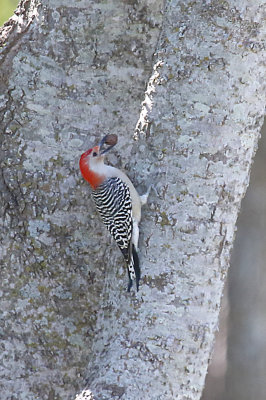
[{"left": 0, "top": 1, "right": 265, "bottom": 399}]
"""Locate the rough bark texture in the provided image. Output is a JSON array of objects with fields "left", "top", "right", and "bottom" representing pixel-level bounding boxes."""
[
  {"left": 0, "top": 1, "right": 163, "bottom": 399},
  {"left": 0, "top": 1, "right": 265, "bottom": 400}
]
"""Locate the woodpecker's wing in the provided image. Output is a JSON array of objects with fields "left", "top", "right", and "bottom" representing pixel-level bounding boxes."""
[{"left": 92, "top": 177, "right": 133, "bottom": 262}]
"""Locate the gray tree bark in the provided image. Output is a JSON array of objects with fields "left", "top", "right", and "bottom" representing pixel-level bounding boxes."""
[{"left": 0, "top": 1, "right": 265, "bottom": 400}]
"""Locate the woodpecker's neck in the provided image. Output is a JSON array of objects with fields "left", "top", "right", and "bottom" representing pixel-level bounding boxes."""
[{"left": 79, "top": 153, "right": 106, "bottom": 190}]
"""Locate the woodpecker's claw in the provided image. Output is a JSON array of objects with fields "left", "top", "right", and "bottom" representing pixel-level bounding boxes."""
[{"left": 140, "top": 184, "right": 155, "bottom": 206}]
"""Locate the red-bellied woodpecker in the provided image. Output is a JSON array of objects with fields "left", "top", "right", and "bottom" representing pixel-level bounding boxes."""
[{"left": 79, "top": 135, "right": 149, "bottom": 291}]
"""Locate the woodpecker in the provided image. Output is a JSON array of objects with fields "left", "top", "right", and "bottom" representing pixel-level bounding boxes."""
[{"left": 79, "top": 135, "right": 149, "bottom": 291}]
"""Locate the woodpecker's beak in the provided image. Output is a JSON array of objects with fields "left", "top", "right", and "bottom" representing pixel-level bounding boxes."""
[{"left": 99, "top": 135, "right": 116, "bottom": 155}]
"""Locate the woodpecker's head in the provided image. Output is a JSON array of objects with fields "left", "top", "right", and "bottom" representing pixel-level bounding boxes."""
[{"left": 79, "top": 134, "right": 117, "bottom": 189}]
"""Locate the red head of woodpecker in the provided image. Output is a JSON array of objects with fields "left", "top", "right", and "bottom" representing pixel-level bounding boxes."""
[{"left": 79, "top": 135, "right": 117, "bottom": 190}]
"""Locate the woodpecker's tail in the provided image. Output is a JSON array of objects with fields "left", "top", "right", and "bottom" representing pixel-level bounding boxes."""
[{"left": 127, "top": 245, "right": 140, "bottom": 292}]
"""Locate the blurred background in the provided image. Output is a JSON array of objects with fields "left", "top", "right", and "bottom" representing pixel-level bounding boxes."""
[
  {"left": 1, "top": 4, "right": 265, "bottom": 400},
  {"left": 202, "top": 120, "right": 266, "bottom": 400},
  {"left": 0, "top": 0, "right": 18, "bottom": 26}
]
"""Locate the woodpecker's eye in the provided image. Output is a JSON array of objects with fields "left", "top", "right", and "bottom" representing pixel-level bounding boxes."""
[{"left": 92, "top": 152, "right": 97, "bottom": 157}]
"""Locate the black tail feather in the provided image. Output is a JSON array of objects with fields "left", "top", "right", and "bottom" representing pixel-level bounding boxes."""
[
  {"left": 132, "top": 245, "right": 140, "bottom": 291},
  {"left": 126, "top": 245, "right": 140, "bottom": 292},
  {"left": 127, "top": 269, "right": 133, "bottom": 292}
]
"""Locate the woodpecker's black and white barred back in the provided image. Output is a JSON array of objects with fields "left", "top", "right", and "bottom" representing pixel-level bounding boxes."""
[{"left": 92, "top": 177, "right": 140, "bottom": 291}]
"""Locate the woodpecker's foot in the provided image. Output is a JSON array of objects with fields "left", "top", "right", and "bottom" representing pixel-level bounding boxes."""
[
  {"left": 140, "top": 185, "right": 151, "bottom": 206},
  {"left": 140, "top": 184, "right": 158, "bottom": 205}
]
